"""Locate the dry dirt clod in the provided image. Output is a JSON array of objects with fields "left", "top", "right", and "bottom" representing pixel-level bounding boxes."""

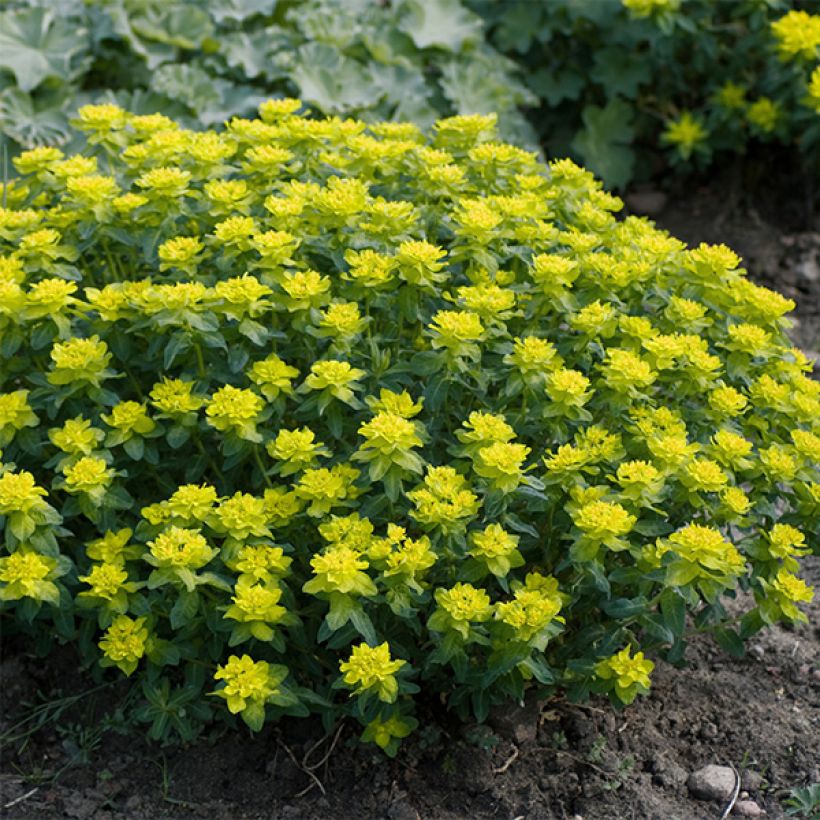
[
  {"left": 741, "top": 771, "right": 764, "bottom": 792},
  {"left": 387, "top": 798, "right": 419, "bottom": 820},
  {"left": 488, "top": 691, "right": 541, "bottom": 745},
  {"left": 688, "top": 764, "right": 738, "bottom": 801}
]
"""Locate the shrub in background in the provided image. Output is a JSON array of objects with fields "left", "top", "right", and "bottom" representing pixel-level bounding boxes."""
[
  {"left": 0, "top": 0, "right": 535, "bottom": 154},
  {"left": 0, "top": 102, "right": 817, "bottom": 752},
  {"left": 2, "top": 0, "right": 817, "bottom": 190},
  {"left": 471, "top": 0, "right": 820, "bottom": 187}
]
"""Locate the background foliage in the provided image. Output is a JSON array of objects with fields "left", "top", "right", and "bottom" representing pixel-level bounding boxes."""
[
  {"left": 0, "top": 0, "right": 536, "bottom": 155},
  {"left": 471, "top": 0, "right": 820, "bottom": 187},
  {"left": 2, "top": 0, "right": 819, "bottom": 188}
]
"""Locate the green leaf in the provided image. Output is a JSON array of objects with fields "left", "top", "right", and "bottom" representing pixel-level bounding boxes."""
[
  {"left": 9, "top": 511, "right": 35, "bottom": 541},
  {"left": 590, "top": 48, "right": 647, "bottom": 99},
  {"left": 0, "top": 7, "right": 88, "bottom": 92},
  {"left": 566, "top": 0, "right": 622, "bottom": 25},
  {"left": 166, "top": 425, "right": 190, "bottom": 449},
  {"left": 241, "top": 700, "right": 265, "bottom": 732},
  {"left": 242, "top": 314, "right": 273, "bottom": 347},
  {"left": 289, "top": 43, "right": 377, "bottom": 113},
  {"left": 571, "top": 99, "right": 636, "bottom": 188},
  {"left": 103, "top": 5, "right": 175, "bottom": 70},
  {"left": 641, "top": 613, "right": 674, "bottom": 645},
  {"left": 439, "top": 53, "right": 537, "bottom": 117},
  {"left": 665, "top": 561, "right": 699, "bottom": 588},
  {"left": 659, "top": 588, "right": 686, "bottom": 637},
  {"left": 326, "top": 593, "right": 356, "bottom": 631},
  {"left": 209, "top": 0, "right": 277, "bottom": 24},
  {"left": 633, "top": 517, "right": 672, "bottom": 537},
  {"left": 349, "top": 607, "right": 377, "bottom": 644},
  {"left": 151, "top": 63, "right": 221, "bottom": 117},
  {"left": 713, "top": 626, "right": 745, "bottom": 659},
  {"left": 371, "top": 65, "right": 439, "bottom": 126},
  {"left": 486, "top": 644, "right": 528, "bottom": 682},
  {"left": 397, "top": 0, "right": 482, "bottom": 52},
  {"left": 175, "top": 568, "right": 198, "bottom": 594},
  {"left": 528, "top": 67, "right": 585, "bottom": 106},
  {"left": 220, "top": 30, "right": 287, "bottom": 81},
  {"left": 163, "top": 331, "right": 191, "bottom": 369},
  {"left": 0, "top": 88, "right": 71, "bottom": 147},
  {"left": 520, "top": 654, "right": 555, "bottom": 685},
  {"left": 739, "top": 609, "right": 764, "bottom": 640},
  {"left": 602, "top": 597, "right": 646, "bottom": 619},
  {"left": 383, "top": 469, "right": 402, "bottom": 503},
  {"left": 129, "top": 4, "right": 213, "bottom": 51},
  {"left": 123, "top": 436, "right": 144, "bottom": 461},
  {"left": 170, "top": 590, "right": 199, "bottom": 630},
  {"left": 409, "top": 351, "right": 442, "bottom": 377},
  {"left": 491, "top": 3, "right": 545, "bottom": 54}
]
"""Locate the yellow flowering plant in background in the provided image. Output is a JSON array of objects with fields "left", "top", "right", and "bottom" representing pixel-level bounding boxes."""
[{"left": 0, "top": 101, "right": 816, "bottom": 754}]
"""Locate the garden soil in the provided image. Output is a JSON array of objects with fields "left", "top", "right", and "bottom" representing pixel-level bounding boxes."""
[{"left": 1, "top": 177, "right": 818, "bottom": 820}]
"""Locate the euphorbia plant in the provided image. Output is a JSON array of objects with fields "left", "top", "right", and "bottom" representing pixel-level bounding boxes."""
[{"left": 0, "top": 100, "right": 816, "bottom": 752}]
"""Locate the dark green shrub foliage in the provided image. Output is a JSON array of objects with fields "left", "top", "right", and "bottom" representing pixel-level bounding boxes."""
[{"left": 471, "top": 0, "right": 820, "bottom": 186}]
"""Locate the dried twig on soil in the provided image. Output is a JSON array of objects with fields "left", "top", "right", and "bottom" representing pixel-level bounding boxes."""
[
  {"left": 718, "top": 764, "right": 741, "bottom": 820},
  {"left": 301, "top": 721, "right": 345, "bottom": 772},
  {"left": 276, "top": 738, "right": 326, "bottom": 798},
  {"left": 3, "top": 787, "right": 39, "bottom": 810},
  {"left": 493, "top": 744, "right": 519, "bottom": 774}
]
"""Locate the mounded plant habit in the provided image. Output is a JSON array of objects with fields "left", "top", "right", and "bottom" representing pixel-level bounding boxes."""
[{"left": 0, "top": 101, "right": 817, "bottom": 753}]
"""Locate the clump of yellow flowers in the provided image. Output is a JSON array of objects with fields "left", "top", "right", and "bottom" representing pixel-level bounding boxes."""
[{"left": 0, "top": 101, "right": 815, "bottom": 752}]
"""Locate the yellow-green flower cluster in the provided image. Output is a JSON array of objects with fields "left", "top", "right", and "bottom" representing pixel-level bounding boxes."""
[
  {"left": 206, "top": 386, "right": 265, "bottom": 442},
  {"left": 572, "top": 499, "right": 636, "bottom": 556},
  {"left": 662, "top": 113, "right": 709, "bottom": 161},
  {"left": 212, "top": 654, "right": 289, "bottom": 731},
  {"left": 595, "top": 645, "right": 654, "bottom": 704},
  {"left": 407, "top": 466, "right": 481, "bottom": 534},
  {"left": 495, "top": 573, "right": 565, "bottom": 644},
  {"left": 303, "top": 547, "right": 376, "bottom": 598},
  {"left": 339, "top": 641, "right": 407, "bottom": 703},
  {"left": 99, "top": 615, "right": 150, "bottom": 676},
  {"left": 223, "top": 579, "right": 287, "bottom": 642},
  {"left": 0, "top": 548, "right": 66, "bottom": 605},
  {"left": 429, "top": 582, "right": 493, "bottom": 640},
  {"left": 657, "top": 524, "right": 745, "bottom": 595},
  {"left": 771, "top": 10, "right": 820, "bottom": 62},
  {"left": 468, "top": 523, "right": 524, "bottom": 578},
  {"left": 757, "top": 569, "right": 814, "bottom": 624}
]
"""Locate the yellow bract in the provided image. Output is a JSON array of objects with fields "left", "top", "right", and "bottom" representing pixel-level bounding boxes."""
[
  {"left": 595, "top": 644, "right": 654, "bottom": 704},
  {"left": 339, "top": 642, "right": 406, "bottom": 703}
]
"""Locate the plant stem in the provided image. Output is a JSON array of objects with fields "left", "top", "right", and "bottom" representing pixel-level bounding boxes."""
[
  {"left": 192, "top": 432, "right": 225, "bottom": 486},
  {"left": 253, "top": 445, "right": 272, "bottom": 488},
  {"left": 194, "top": 343, "right": 206, "bottom": 379}
]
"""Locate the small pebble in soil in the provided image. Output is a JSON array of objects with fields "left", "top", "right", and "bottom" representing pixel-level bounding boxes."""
[
  {"left": 733, "top": 799, "right": 766, "bottom": 817},
  {"left": 688, "top": 764, "right": 738, "bottom": 801}
]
